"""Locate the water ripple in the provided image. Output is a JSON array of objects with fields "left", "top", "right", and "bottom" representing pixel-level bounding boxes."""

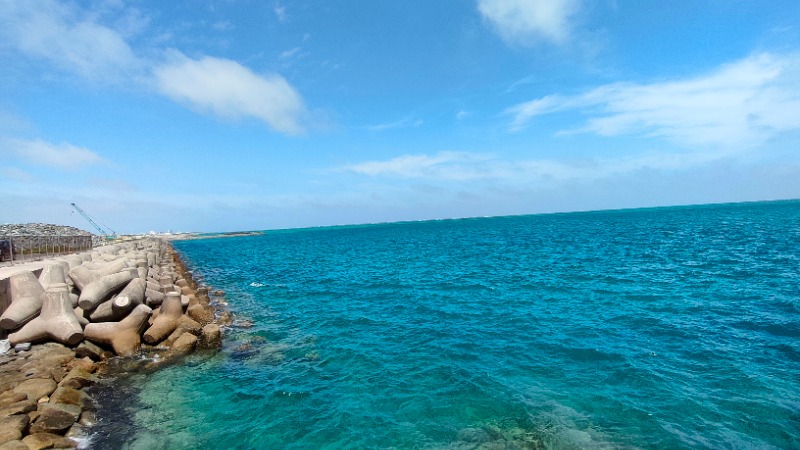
[{"left": 92, "top": 201, "right": 800, "bottom": 449}]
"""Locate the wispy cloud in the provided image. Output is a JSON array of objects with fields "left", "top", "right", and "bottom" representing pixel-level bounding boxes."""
[
  {"left": 274, "top": 4, "right": 288, "bottom": 22},
  {"left": 506, "top": 53, "right": 800, "bottom": 147},
  {"left": 343, "top": 152, "right": 493, "bottom": 180},
  {"left": 2, "top": 139, "right": 105, "bottom": 170},
  {"left": 1, "top": 167, "right": 35, "bottom": 182},
  {"left": 153, "top": 52, "right": 309, "bottom": 135},
  {"left": 280, "top": 47, "right": 302, "bottom": 59},
  {"left": 212, "top": 20, "right": 234, "bottom": 32},
  {"left": 0, "top": 0, "right": 141, "bottom": 82},
  {"left": 477, "top": 0, "right": 581, "bottom": 45},
  {"left": 342, "top": 149, "right": 727, "bottom": 184},
  {"left": 365, "top": 117, "right": 424, "bottom": 131}
]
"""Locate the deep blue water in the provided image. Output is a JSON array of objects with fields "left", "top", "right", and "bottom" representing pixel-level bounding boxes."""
[{"left": 93, "top": 201, "right": 800, "bottom": 449}]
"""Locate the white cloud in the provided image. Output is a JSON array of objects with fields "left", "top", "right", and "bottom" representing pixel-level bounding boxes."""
[
  {"left": 477, "top": 0, "right": 580, "bottom": 45},
  {"left": 342, "top": 149, "right": 727, "bottom": 185},
  {"left": 507, "top": 53, "right": 800, "bottom": 147},
  {"left": 280, "top": 47, "right": 302, "bottom": 59},
  {"left": 274, "top": 5, "right": 288, "bottom": 22},
  {"left": 153, "top": 52, "right": 309, "bottom": 135},
  {"left": 365, "top": 117, "right": 424, "bottom": 131},
  {"left": 1, "top": 167, "right": 34, "bottom": 182},
  {"left": 344, "top": 152, "right": 493, "bottom": 180},
  {"left": 3, "top": 139, "right": 105, "bottom": 170},
  {"left": 212, "top": 20, "right": 234, "bottom": 32},
  {"left": 0, "top": 0, "right": 141, "bottom": 81}
]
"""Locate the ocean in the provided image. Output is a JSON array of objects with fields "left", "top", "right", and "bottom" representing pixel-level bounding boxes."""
[{"left": 90, "top": 201, "right": 800, "bottom": 449}]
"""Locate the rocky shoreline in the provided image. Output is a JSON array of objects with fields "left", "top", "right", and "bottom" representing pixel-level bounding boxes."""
[{"left": 0, "top": 238, "right": 231, "bottom": 449}]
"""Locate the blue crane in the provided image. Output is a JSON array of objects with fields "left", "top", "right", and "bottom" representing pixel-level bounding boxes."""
[{"left": 70, "top": 203, "right": 117, "bottom": 241}]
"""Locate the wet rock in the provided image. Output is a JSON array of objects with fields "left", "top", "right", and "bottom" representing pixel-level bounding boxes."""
[
  {"left": 48, "top": 387, "right": 87, "bottom": 408},
  {"left": 77, "top": 410, "right": 95, "bottom": 427},
  {"left": 236, "top": 319, "right": 254, "bottom": 328},
  {"left": 58, "top": 368, "right": 97, "bottom": 390},
  {"left": 163, "top": 316, "right": 201, "bottom": 347},
  {"left": 166, "top": 333, "right": 197, "bottom": 358},
  {"left": 65, "top": 423, "right": 87, "bottom": 441},
  {"left": 217, "top": 310, "right": 233, "bottom": 326},
  {"left": 21, "top": 432, "right": 76, "bottom": 449},
  {"left": 12, "top": 378, "right": 57, "bottom": 402},
  {"left": 0, "top": 414, "right": 28, "bottom": 444},
  {"left": 67, "top": 357, "right": 97, "bottom": 375},
  {"left": 187, "top": 303, "right": 214, "bottom": 325},
  {"left": 74, "top": 341, "right": 106, "bottom": 361},
  {"left": 29, "top": 403, "right": 80, "bottom": 434},
  {"left": 198, "top": 324, "right": 221, "bottom": 350}
]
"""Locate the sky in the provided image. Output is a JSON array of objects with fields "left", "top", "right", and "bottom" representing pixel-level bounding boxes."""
[{"left": 1, "top": 0, "right": 799, "bottom": 234}]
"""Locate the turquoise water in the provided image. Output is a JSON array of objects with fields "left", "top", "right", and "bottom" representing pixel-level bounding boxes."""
[{"left": 92, "top": 201, "right": 800, "bottom": 449}]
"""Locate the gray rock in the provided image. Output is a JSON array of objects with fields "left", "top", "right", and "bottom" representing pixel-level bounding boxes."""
[{"left": 12, "top": 344, "right": 30, "bottom": 353}]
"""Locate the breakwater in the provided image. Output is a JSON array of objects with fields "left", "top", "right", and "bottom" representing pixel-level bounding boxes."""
[{"left": 0, "top": 238, "right": 228, "bottom": 448}]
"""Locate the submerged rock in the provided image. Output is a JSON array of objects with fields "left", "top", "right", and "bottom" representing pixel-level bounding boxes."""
[{"left": 166, "top": 333, "right": 197, "bottom": 358}]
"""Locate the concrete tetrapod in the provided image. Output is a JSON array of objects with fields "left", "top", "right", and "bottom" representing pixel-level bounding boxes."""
[
  {"left": 88, "top": 278, "right": 146, "bottom": 322},
  {"left": 8, "top": 284, "right": 83, "bottom": 346},
  {"left": 62, "top": 255, "right": 84, "bottom": 269},
  {"left": 143, "top": 292, "right": 183, "bottom": 344},
  {"left": 145, "top": 288, "right": 165, "bottom": 307},
  {"left": 113, "top": 277, "right": 146, "bottom": 314},
  {"left": 0, "top": 271, "right": 46, "bottom": 330},
  {"left": 83, "top": 304, "right": 153, "bottom": 356},
  {"left": 68, "top": 258, "right": 128, "bottom": 291},
  {"left": 38, "top": 262, "right": 69, "bottom": 290},
  {"left": 88, "top": 298, "right": 116, "bottom": 323},
  {"left": 78, "top": 271, "right": 134, "bottom": 310}
]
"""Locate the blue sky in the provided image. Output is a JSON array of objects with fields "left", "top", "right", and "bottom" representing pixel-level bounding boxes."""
[{"left": 1, "top": 0, "right": 799, "bottom": 233}]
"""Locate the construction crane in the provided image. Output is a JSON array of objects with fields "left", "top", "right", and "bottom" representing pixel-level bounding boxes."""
[{"left": 70, "top": 203, "right": 117, "bottom": 241}]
